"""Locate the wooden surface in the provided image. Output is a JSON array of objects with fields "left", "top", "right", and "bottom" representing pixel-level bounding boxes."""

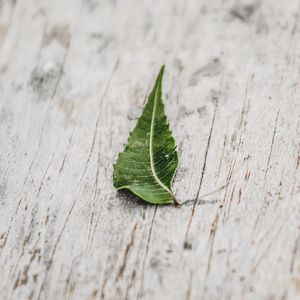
[{"left": 0, "top": 0, "right": 299, "bottom": 299}]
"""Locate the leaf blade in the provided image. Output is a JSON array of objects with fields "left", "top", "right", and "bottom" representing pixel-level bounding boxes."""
[{"left": 113, "top": 66, "right": 178, "bottom": 205}]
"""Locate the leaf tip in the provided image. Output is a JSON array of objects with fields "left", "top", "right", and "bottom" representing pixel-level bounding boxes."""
[{"left": 159, "top": 65, "right": 165, "bottom": 77}]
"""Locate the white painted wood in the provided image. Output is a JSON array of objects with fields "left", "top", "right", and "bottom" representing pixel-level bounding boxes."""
[{"left": 0, "top": 0, "right": 299, "bottom": 299}]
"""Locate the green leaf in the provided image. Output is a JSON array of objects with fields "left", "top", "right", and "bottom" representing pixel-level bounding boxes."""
[{"left": 113, "top": 66, "right": 179, "bottom": 205}]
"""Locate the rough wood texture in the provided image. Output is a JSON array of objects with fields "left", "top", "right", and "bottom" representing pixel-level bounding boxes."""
[{"left": 0, "top": 0, "right": 299, "bottom": 299}]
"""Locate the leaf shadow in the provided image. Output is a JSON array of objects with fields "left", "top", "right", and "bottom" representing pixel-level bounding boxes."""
[
  {"left": 116, "top": 189, "right": 151, "bottom": 208},
  {"left": 116, "top": 189, "right": 223, "bottom": 208}
]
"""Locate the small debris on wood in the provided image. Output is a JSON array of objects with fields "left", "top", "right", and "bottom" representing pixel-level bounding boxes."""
[
  {"left": 183, "top": 241, "right": 192, "bottom": 250},
  {"left": 127, "top": 107, "right": 143, "bottom": 120}
]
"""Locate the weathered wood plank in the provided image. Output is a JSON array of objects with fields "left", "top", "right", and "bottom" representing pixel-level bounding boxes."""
[{"left": 0, "top": 0, "right": 299, "bottom": 299}]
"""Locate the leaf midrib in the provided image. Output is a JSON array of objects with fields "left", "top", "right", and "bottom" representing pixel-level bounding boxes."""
[{"left": 149, "top": 77, "right": 173, "bottom": 197}]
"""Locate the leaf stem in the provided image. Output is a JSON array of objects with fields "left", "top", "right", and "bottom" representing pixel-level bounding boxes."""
[{"left": 174, "top": 182, "right": 229, "bottom": 206}]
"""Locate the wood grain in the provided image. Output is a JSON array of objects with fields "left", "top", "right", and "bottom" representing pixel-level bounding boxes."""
[{"left": 0, "top": 0, "right": 299, "bottom": 299}]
